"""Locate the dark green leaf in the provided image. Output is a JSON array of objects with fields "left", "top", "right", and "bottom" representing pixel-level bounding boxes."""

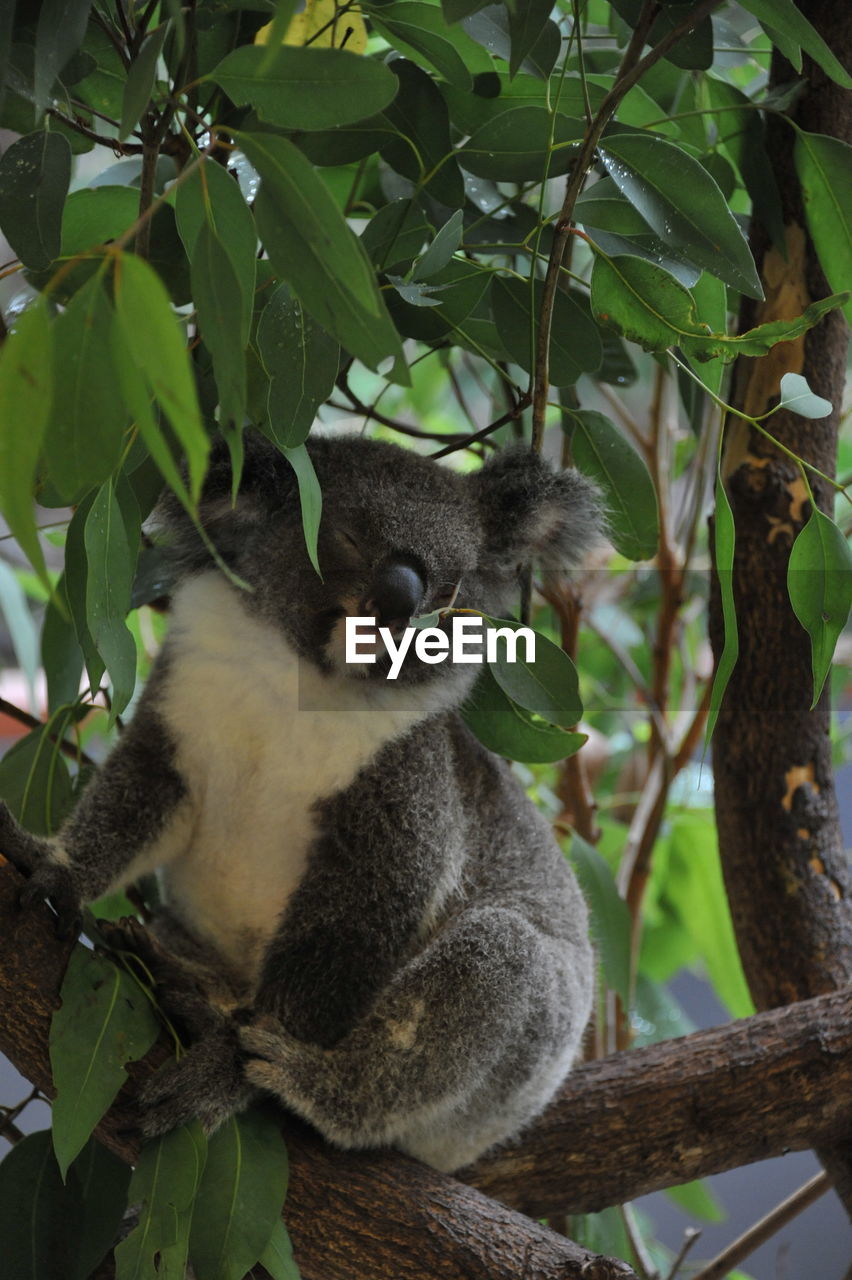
[
  {"left": 294, "top": 116, "right": 394, "bottom": 166},
  {"left": 462, "top": 6, "right": 558, "bottom": 78},
  {"left": 380, "top": 58, "right": 465, "bottom": 208},
  {"left": 788, "top": 509, "right": 852, "bottom": 708},
  {"left": 610, "top": 0, "right": 713, "bottom": 70},
  {"left": 238, "top": 129, "right": 406, "bottom": 375},
  {"left": 705, "top": 77, "right": 785, "bottom": 254},
  {"left": 119, "top": 22, "right": 169, "bottom": 141},
  {"left": 778, "top": 372, "right": 833, "bottom": 419},
  {"left": 73, "top": 1139, "right": 134, "bottom": 1280},
  {"left": 210, "top": 45, "right": 398, "bottom": 129},
  {"left": 507, "top": 0, "right": 551, "bottom": 78},
  {"left": 599, "top": 132, "right": 763, "bottom": 297},
  {"left": 174, "top": 157, "right": 257, "bottom": 344},
  {"left": 575, "top": 176, "right": 701, "bottom": 288},
  {"left": 706, "top": 465, "right": 738, "bottom": 746},
  {"left": 35, "top": 0, "right": 93, "bottom": 111},
  {"left": 738, "top": 0, "right": 852, "bottom": 88},
  {"left": 83, "top": 477, "right": 140, "bottom": 720},
  {"left": 370, "top": 3, "right": 474, "bottom": 88},
  {"left": 411, "top": 208, "right": 463, "bottom": 280},
  {"left": 192, "top": 221, "right": 247, "bottom": 428},
  {"left": 361, "top": 198, "right": 430, "bottom": 272},
  {"left": 258, "top": 1220, "right": 301, "bottom": 1280},
  {"left": 65, "top": 493, "right": 106, "bottom": 696},
  {"left": 567, "top": 832, "right": 632, "bottom": 1006},
  {"left": 42, "top": 587, "right": 84, "bottom": 713},
  {"left": 257, "top": 284, "right": 339, "bottom": 449},
  {"left": 491, "top": 276, "right": 602, "bottom": 385},
  {"left": 42, "top": 275, "right": 128, "bottom": 502},
  {"left": 116, "top": 1123, "right": 207, "bottom": 1280},
  {"left": 0, "top": 717, "right": 74, "bottom": 836},
  {"left": 0, "top": 130, "right": 71, "bottom": 270},
  {"left": 0, "top": 1131, "right": 85, "bottom": 1280},
  {"left": 0, "top": 298, "right": 53, "bottom": 590},
  {"left": 461, "top": 663, "right": 586, "bottom": 763},
  {"left": 442, "top": 0, "right": 492, "bottom": 20},
  {"left": 460, "top": 106, "right": 585, "bottom": 181},
  {"left": 567, "top": 410, "right": 659, "bottom": 561},
  {"left": 51, "top": 947, "right": 160, "bottom": 1178},
  {"left": 189, "top": 1108, "right": 290, "bottom": 1280},
  {"left": 388, "top": 257, "right": 489, "bottom": 341},
  {"left": 484, "top": 616, "right": 583, "bottom": 726},
  {"left": 794, "top": 131, "right": 852, "bottom": 322}
]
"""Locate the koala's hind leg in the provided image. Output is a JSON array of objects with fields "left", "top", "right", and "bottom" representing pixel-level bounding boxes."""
[{"left": 240, "top": 904, "right": 590, "bottom": 1171}]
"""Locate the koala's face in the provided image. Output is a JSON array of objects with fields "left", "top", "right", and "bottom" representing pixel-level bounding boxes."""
[{"left": 163, "top": 433, "right": 600, "bottom": 686}]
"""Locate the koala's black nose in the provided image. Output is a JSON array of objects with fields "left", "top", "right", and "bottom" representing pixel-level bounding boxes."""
[{"left": 364, "top": 558, "right": 426, "bottom": 628}]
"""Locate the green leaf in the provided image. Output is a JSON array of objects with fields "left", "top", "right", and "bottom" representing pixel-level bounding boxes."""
[
  {"left": 237, "top": 129, "right": 406, "bottom": 376},
  {"left": 192, "top": 221, "right": 247, "bottom": 428},
  {"left": 599, "top": 132, "right": 763, "bottom": 298},
  {"left": 257, "top": 284, "right": 339, "bottom": 450},
  {"left": 119, "top": 22, "right": 168, "bottom": 140},
  {"left": 460, "top": 106, "right": 585, "bottom": 182},
  {"left": 210, "top": 45, "right": 398, "bottom": 129},
  {"left": 51, "top": 947, "right": 160, "bottom": 1178},
  {"left": 174, "top": 157, "right": 257, "bottom": 345},
  {"left": 282, "top": 443, "right": 323, "bottom": 577},
  {"left": 483, "top": 616, "right": 583, "bottom": 726},
  {"left": 666, "top": 1179, "right": 726, "bottom": 1224},
  {"left": 788, "top": 508, "right": 852, "bottom": 708},
  {"left": 794, "top": 131, "right": 852, "bottom": 323},
  {"left": 706, "top": 466, "right": 738, "bottom": 746},
  {"left": 610, "top": 0, "right": 713, "bottom": 71},
  {"left": 411, "top": 208, "right": 463, "bottom": 281},
  {"left": 370, "top": 3, "right": 474, "bottom": 89},
  {"left": 567, "top": 409, "right": 659, "bottom": 561},
  {"left": 42, "top": 587, "right": 85, "bottom": 714},
  {"left": 0, "top": 129, "right": 71, "bottom": 270},
  {"left": 83, "top": 477, "right": 140, "bottom": 720},
  {"left": 778, "top": 372, "right": 833, "bottom": 419},
  {"left": 112, "top": 251, "right": 210, "bottom": 503},
  {"left": 65, "top": 493, "right": 106, "bottom": 696},
  {"left": 380, "top": 57, "right": 465, "bottom": 209},
  {"left": 34, "top": 0, "right": 93, "bottom": 111},
  {"left": 116, "top": 1123, "right": 208, "bottom": 1280},
  {"left": 258, "top": 1219, "right": 302, "bottom": 1280},
  {"left": 0, "top": 1131, "right": 85, "bottom": 1280},
  {"left": 361, "top": 198, "right": 430, "bottom": 273},
  {"left": 704, "top": 77, "right": 785, "bottom": 254},
  {"left": 575, "top": 176, "right": 701, "bottom": 288},
  {"left": 462, "top": 5, "right": 558, "bottom": 78},
  {"left": 0, "top": 298, "right": 53, "bottom": 590},
  {"left": 189, "top": 1109, "right": 290, "bottom": 1280},
  {"left": 442, "top": 0, "right": 490, "bottom": 17},
  {"left": 461, "top": 663, "right": 586, "bottom": 763},
  {"left": 567, "top": 832, "right": 632, "bottom": 1006},
  {"left": 42, "top": 274, "right": 128, "bottom": 502},
  {"left": 492, "top": 276, "right": 602, "bottom": 385},
  {"left": 0, "top": 718, "right": 74, "bottom": 836},
  {"left": 73, "top": 1139, "right": 134, "bottom": 1280},
  {"left": 738, "top": 0, "right": 852, "bottom": 88},
  {"left": 507, "top": 0, "right": 552, "bottom": 78}
]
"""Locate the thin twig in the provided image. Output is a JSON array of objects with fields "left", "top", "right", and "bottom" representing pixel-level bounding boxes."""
[
  {"left": 690, "top": 1173, "right": 831, "bottom": 1280},
  {"left": 663, "top": 1228, "right": 701, "bottom": 1280},
  {"left": 47, "top": 108, "right": 143, "bottom": 154},
  {"left": 621, "top": 1202, "right": 658, "bottom": 1280},
  {"left": 430, "top": 395, "right": 532, "bottom": 460}
]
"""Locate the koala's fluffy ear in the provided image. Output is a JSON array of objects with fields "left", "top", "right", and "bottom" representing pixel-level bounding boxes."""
[{"left": 468, "top": 446, "right": 602, "bottom": 573}]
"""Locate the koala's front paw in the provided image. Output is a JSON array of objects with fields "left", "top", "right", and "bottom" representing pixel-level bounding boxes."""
[
  {"left": 0, "top": 804, "right": 81, "bottom": 940},
  {"left": 139, "top": 1029, "right": 256, "bottom": 1138}
]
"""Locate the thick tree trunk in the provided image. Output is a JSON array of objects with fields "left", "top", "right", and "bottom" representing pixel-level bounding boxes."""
[
  {"left": 4, "top": 864, "right": 852, "bottom": 1265},
  {"left": 709, "top": 0, "right": 852, "bottom": 1213}
]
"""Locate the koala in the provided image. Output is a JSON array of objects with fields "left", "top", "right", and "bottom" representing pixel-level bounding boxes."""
[{"left": 1, "top": 433, "right": 598, "bottom": 1174}]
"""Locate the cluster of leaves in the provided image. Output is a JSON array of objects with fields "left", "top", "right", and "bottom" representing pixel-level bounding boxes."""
[{"left": 0, "top": 0, "right": 850, "bottom": 1276}]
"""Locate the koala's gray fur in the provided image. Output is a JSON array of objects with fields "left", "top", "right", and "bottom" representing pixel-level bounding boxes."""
[{"left": 1, "top": 433, "right": 598, "bottom": 1173}]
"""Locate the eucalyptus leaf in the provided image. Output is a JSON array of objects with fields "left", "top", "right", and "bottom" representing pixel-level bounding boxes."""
[
  {"left": 283, "top": 442, "right": 323, "bottom": 577},
  {"left": 461, "top": 663, "right": 586, "bottom": 764},
  {"left": 794, "top": 131, "right": 852, "bottom": 322},
  {"left": 788, "top": 509, "right": 852, "bottom": 707},
  {"left": 492, "top": 275, "right": 602, "bottom": 385},
  {"left": 0, "top": 1131, "right": 85, "bottom": 1280},
  {"left": 258, "top": 1219, "right": 301, "bottom": 1280},
  {"left": 119, "top": 22, "right": 168, "bottom": 140},
  {"left": 411, "top": 208, "right": 463, "bottom": 281},
  {"left": 706, "top": 466, "right": 738, "bottom": 747},
  {"left": 567, "top": 832, "right": 632, "bottom": 1006},
  {"left": 567, "top": 410, "right": 659, "bottom": 562},
  {"left": 0, "top": 717, "right": 74, "bottom": 836},
  {"left": 192, "top": 221, "right": 248, "bottom": 428},
  {"left": 116, "top": 1123, "right": 208, "bottom": 1280},
  {"left": 379, "top": 57, "right": 465, "bottom": 209},
  {"left": 507, "top": 0, "right": 552, "bottom": 78},
  {"left": 83, "top": 477, "right": 140, "bottom": 720},
  {"left": 257, "top": 284, "right": 339, "bottom": 449},
  {"left": 0, "top": 129, "right": 71, "bottom": 270},
  {"left": 460, "top": 106, "right": 585, "bottom": 182},
  {"left": 738, "top": 0, "right": 852, "bottom": 88},
  {"left": 778, "top": 372, "right": 833, "bottom": 420},
  {"left": 484, "top": 616, "right": 583, "bottom": 727},
  {"left": 370, "top": 3, "right": 474, "bottom": 89},
  {"left": 51, "top": 947, "right": 161, "bottom": 1178},
  {"left": 34, "top": 0, "right": 93, "bottom": 111}
]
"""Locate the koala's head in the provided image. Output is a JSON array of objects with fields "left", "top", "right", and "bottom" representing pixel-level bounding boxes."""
[{"left": 156, "top": 432, "right": 600, "bottom": 684}]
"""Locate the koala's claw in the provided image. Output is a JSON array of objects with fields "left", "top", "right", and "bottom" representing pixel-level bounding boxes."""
[
  {"left": 138, "top": 1029, "right": 256, "bottom": 1138},
  {"left": 17, "top": 860, "right": 82, "bottom": 940}
]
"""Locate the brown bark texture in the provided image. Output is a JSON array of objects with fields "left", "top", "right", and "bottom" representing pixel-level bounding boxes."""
[
  {"left": 708, "top": 0, "right": 852, "bottom": 1213},
  {"left": 0, "top": 860, "right": 637, "bottom": 1280},
  {"left": 5, "top": 865, "right": 852, "bottom": 1271}
]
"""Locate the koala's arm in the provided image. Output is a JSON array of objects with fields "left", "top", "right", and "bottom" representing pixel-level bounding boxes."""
[{"left": 0, "top": 684, "right": 192, "bottom": 935}]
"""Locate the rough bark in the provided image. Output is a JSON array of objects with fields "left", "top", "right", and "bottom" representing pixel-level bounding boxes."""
[
  {"left": 708, "top": 0, "right": 852, "bottom": 1213},
  {"left": 4, "top": 865, "right": 852, "bottom": 1265}
]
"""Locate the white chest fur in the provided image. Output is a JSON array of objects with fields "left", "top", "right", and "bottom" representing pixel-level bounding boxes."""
[{"left": 157, "top": 574, "right": 453, "bottom": 982}]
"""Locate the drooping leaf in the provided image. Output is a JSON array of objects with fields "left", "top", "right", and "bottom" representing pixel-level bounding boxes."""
[
  {"left": 210, "top": 44, "right": 398, "bottom": 129},
  {"left": 258, "top": 1219, "right": 302, "bottom": 1280},
  {"left": 738, "top": 0, "right": 852, "bottom": 88},
  {"left": 73, "top": 1139, "right": 134, "bottom": 1280},
  {"left": 0, "top": 129, "right": 71, "bottom": 270},
  {"left": 567, "top": 832, "right": 632, "bottom": 1006},
  {"left": 379, "top": 57, "right": 465, "bottom": 209},
  {"left": 42, "top": 274, "right": 128, "bottom": 502},
  {"left": 491, "top": 275, "right": 602, "bottom": 385},
  {"left": 462, "top": 5, "right": 559, "bottom": 79},
  {"left": 0, "top": 1130, "right": 85, "bottom": 1280},
  {"left": 83, "top": 477, "right": 140, "bottom": 720},
  {"left": 483, "top": 616, "right": 583, "bottom": 727},
  {"left": 189, "top": 1109, "right": 290, "bottom": 1280},
  {"left": 566, "top": 410, "right": 659, "bottom": 562},
  {"left": 191, "top": 221, "right": 247, "bottom": 428},
  {"left": 575, "top": 176, "right": 702, "bottom": 288},
  {"left": 0, "top": 298, "right": 54, "bottom": 590},
  {"left": 34, "top": 0, "right": 93, "bottom": 111},
  {"left": 411, "top": 208, "right": 463, "bottom": 281},
  {"left": 610, "top": 0, "right": 713, "bottom": 70},
  {"left": 51, "top": 947, "right": 161, "bottom": 1178},
  {"left": 64, "top": 493, "right": 106, "bottom": 696},
  {"left": 778, "top": 372, "right": 833, "bottom": 420},
  {"left": 0, "top": 716, "right": 75, "bottom": 836},
  {"left": 256, "top": 284, "right": 339, "bottom": 450},
  {"left": 788, "top": 508, "right": 852, "bottom": 708},
  {"left": 460, "top": 106, "right": 585, "bottom": 182},
  {"left": 42, "top": 587, "right": 85, "bottom": 714},
  {"left": 704, "top": 77, "right": 785, "bottom": 254},
  {"left": 237, "top": 129, "right": 406, "bottom": 376},
  {"left": 281, "top": 442, "right": 323, "bottom": 577},
  {"left": 119, "top": 22, "right": 169, "bottom": 140},
  {"left": 794, "top": 131, "right": 852, "bottom": 322},
  {"left": 706, "top": 465, "right": 738, "bottom": 746},
  {"left": 116, "top": 1123, "right": 208, "bottom": 1280},
  {"left": 361, "top": 198, "right": 431, "bottom": 273},
  {"left": 507, "top": 0, "right": 552, "bottom": 78},
  {"left": 599, "top": 132, "right": 763, "bottom": 298},
  {"left": 461, "top": 663, "right": 586, "bottom": 764}
]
